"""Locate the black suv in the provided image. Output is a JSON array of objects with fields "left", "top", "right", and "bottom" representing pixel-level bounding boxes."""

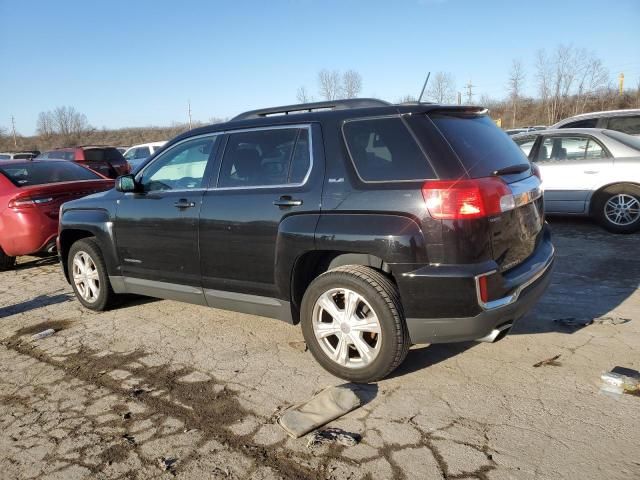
[{"left": 58, "top": 99, "right": 554, "bottom": 382}]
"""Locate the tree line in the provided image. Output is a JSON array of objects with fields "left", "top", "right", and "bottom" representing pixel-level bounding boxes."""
[{"left": 2, "top": 44, "right": 639, "bottom": 152}]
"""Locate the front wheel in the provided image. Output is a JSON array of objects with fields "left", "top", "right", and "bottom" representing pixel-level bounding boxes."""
[
  {"left": 300, "top": 265, "right": 410, "bottom": 383},
  {"left": 594, "top": 185, "right": 640, "bottom": 234},
  {"left": 68, "top": 238, "right": 117, "bottom": 310}
]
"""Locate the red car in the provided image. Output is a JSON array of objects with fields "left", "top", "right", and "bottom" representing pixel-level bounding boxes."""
[
  {"left": 0, "top": 160, "right": 114, "bottom": 270},
  {"left": 37, "top": 146, "right": 130, "bottom": 179}
]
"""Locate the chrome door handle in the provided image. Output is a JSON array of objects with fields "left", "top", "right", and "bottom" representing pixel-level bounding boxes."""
[
  {"left": 273, "top": 196, "right": 303, "bottom": 207},
  {"left": 174, "top": 199, "right": 196, "bottom": 209}
]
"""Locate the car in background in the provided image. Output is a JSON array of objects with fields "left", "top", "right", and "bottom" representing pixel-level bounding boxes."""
[
  {"left": 0, "top": 151, "right": 40, "bottom": 160},
  {"left": 36, "top": 146, "right": 129, "bottom": 179},
  {"left": 551, "top": 109, "right": 640, "bottom": 135},
  {"left": 0, "top": 160, "right": 114, "bottom": 270},
  {"left": 123, "top": 141, "right": 167, "bottom": 170},
  {"left": 513, "top": 128, "right": 640, "bottom": 233},
  {"left": 505, "top": 126, "right": 546, "bottom": 136}
]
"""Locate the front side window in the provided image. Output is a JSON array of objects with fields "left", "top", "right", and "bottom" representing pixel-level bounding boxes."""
[
  {"left": 141, "top": 136, "right": 216, "bottom": 191},
  {"left": 607, "top": 115, "right": 640, "bottom": 135},
  {"left": 218, "top": 127, "right": 311, "bottom": 188},
  {"left": 537, "top": 136, "right": 591, "bottom": 162},
  {"left": 343, "top": 117, "right": 434, "bottom": 182}
]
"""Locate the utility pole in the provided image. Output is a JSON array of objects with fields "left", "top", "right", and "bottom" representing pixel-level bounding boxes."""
[
  {"left": 464, "top": 80, "right": 475, "bottom": 104},
  {"left": 457, "top": 92, "right": 462, "bottom": 105},
  {"left": 619, "top": 72, "right": 625, "bottom": 96},
  {"left": 10, "top": 115, "right": 17, "bottom": 148},
  {"left": 188, "top": 100, "right": 192, "bottom": 130}
]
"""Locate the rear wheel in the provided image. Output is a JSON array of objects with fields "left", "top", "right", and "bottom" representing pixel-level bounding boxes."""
[
  {"left": 300, "top": 265, "right": 410, "bottom": 383},
  {"left": 68, "top": 238, "right": 117, "bottom": 310},
  {"left": 0, "top": 247, "right": 16, "bottom": 271},
  {"left": 594, "top": 184, "right": 640, "bottom": 234}
]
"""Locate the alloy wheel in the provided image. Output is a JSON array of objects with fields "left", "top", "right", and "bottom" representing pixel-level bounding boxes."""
[
  {"left": 312, "top": 288, "right": 382, "bottom": 369},
  {"left": 72, "top": 251, "right": 100, "bottom": 303},
  {"left": 604, "top": 194, "right": 640, "bottom": 226}
]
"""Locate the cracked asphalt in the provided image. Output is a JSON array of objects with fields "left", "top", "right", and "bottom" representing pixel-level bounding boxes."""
[{"left": 1, "top": 218, "right": 639, "bottom": 480}]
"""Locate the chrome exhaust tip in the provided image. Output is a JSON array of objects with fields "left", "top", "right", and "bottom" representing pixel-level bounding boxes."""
[{"left": 477, "top": 323, "right": 513, "bottom": 343}]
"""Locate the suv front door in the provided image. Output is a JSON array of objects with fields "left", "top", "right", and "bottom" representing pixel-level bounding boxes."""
[
  {"left": 534, "top": 134, "right": 612, "bottom": 213},
  {"left": 114, "top": 134, "right": 220, "bottom": 301},
  {"left": 199, "top": 125, "right": 323, "bottom": 306}
]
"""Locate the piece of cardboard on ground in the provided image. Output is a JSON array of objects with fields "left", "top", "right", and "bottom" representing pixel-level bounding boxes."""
[{"left": 278, "top": 383, "right": 377, "bottom": 438}]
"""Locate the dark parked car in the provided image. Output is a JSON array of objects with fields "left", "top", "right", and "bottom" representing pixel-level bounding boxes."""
[
  {"left": 58, "top": 99, "right": 554, "bottom": 382},
  {"left": 37, "top": 146, "right": 130, "bottom": 178}
]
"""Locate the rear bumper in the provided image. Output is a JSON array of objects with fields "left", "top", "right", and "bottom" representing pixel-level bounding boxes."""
[
  {"left": 0, "top": 209, "right": 58, "bottom": 257},
  {"left": 398, "top": 226, "right": 555, "bottom": 344}
]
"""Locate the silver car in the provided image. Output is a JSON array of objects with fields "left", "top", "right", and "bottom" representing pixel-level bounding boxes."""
[
  {"left": 551, "top": 109, "right": 640, "bottom": 136},
  {"left": 513, "top": 128, "right": 640, "bottom": 233}
]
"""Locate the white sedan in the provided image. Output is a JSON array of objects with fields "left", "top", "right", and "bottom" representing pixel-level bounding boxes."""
[{"left": 512, "top": 128, "right": 640, "bottom": 233}]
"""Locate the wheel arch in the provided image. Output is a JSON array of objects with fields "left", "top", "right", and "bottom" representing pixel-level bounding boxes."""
[{"left": 587, "top": 181, "right": 640, "bottom": 215}]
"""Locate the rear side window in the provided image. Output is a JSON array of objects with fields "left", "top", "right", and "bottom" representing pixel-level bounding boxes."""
[
  {"left": 343, "top": 117, "right": 434, "bottom": 182},
  {"left": 84, "top": 149, "right": 106, "bottom": 162},
  {"left": 536, "top": 136, "right": 607, "bottom": 162},
  {"left": 218, "top": 127, "right": 311, "bottom": 188},
  {"left": 0, "top": 161, "right": 100, "bottom": 187},
  {"left": 513, "top": 136, "right": 537, "bottom": 157},
  {"left": 562, "top": 118, "right": 598, "bottom": 128},
  {"left": 0, "top": 154, "right": 10, "bottom": 160},
  {"left": 607, "top": 115, "right": 640, "bottom": 135},
  {"left": 429, "top": 113, "right": 529, "bottom": 178}
]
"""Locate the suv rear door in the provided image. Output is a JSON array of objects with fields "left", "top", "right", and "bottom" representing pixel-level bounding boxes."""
[
  {"left": 114, "top": 134, "right": 220, "bottom": 298},
  {"left": 199, "top": 124, "right": 323, "bottom": 303}
]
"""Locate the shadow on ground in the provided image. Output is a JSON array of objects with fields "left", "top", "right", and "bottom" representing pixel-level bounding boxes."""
[{"left": 0, "top": 293, "right": 73, "bottom": 318}]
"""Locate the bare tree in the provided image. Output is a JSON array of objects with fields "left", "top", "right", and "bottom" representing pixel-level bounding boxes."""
[
  {"left": 296, "top": 86, "right": 311, "bottom": 103},
  {"left": 342, "top": 70, "right": 362, "bottom": 99},
  {"left": 36, "top": 111, "right": 55, "bottom": 137},
  {"left": 318, "top": 69, "right": 342, "bottom": 101},
  {"left": 573, "top": 50, "right": 609, "bottom": 115},
  {"left": 508, "top": 60, "right": 525, "bottom": 127},
  {"left": 427, "top": 72, "right": 456, "bottom": 103},
  {"left": 397, "top": 94, "right": 417, "bottom": 103}
]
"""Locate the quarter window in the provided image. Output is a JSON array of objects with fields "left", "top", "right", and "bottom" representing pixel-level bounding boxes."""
[
  {"left": 514, "top": 136, "right": 536, "bottom": 157},
  {"left": 218, "top": 127, "right": 311, "bottom": 188},
  {"left": 537, "top": 136, "right": 605, "bottom": 162},
  {"left": 607, "top": 115, "right": 640, "bottom": 135},
  {"left": 141, "top": 136, "right": 216, "bottom": 191},
  {"left": 343, "top": 117, "right": 434, "bottom": 182}
]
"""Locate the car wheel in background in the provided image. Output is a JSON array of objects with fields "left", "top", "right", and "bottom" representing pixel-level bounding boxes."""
[
  {"left": 68, "top": 237, "right": 117, "bottom": 310},
  {"left": 594, "top": 184, "right": 640, "bottom": 234},
  {"left": 0, "top": 247, "right": 16, "bottom": 271},
  {"left": 300, "top": 265, "right": 410, "bottom": 383}
]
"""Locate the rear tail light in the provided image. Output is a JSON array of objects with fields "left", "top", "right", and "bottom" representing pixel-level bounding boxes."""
[
  {"left": 477, "top": 275, "right": 489, "bottom": 303},
  {"left": 422, "top": 177, "right": 514, "bottom": 220},
  {"left": 8, "top": 196, "right": 54, "bottom": 209}
]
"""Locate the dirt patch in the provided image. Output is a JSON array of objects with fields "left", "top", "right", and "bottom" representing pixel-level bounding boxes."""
[{"left": 1, "top": 326, "right": 325, "bottom": 479}]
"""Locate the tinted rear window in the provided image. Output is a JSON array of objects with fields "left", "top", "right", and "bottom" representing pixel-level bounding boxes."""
[
  {"left": 429, "top": 113, "right": 529, "bottom": 178},
  {"left": 84, "top": 149, "right": 106, "bottom": 162},
  {"left": 602, "top": 130, "right": 640, "bottom": 151},
  {"left": 0, "top": 161, "right": 100, "bottom": 187},
  {"left": 343, "top": 117, "right": 434, "bottom": 182}
]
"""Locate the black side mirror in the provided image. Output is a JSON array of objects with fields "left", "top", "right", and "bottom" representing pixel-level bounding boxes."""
[{"left": 115, "top": 174, "right": 138, "bottom": 193}]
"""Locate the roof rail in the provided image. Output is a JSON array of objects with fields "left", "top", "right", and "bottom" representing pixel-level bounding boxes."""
[{"left": 231, "top": 98, "right": 391, "bottom": 121}]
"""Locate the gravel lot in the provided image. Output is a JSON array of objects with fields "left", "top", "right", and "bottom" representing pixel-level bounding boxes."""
[{"left": 1, "top": 219, "right": 639, "bottom": 480}]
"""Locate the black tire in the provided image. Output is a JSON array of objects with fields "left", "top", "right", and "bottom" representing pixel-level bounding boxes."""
[
  {"left": 0, "top": 247, "right": 16, "bottom": 271},
  {"left": 593, "top": 184, "right": 640, "bottom": 234},
  {"left": 300, "top": 265, "right": 410, "bottom": 383},
  {"left": 67, "top": 237, "right": 117, "bottom": 311}
]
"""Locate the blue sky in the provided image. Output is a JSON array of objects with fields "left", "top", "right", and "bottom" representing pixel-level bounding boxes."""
[{"left": 1, "top": 0, "right": 639, "bottom": 135}]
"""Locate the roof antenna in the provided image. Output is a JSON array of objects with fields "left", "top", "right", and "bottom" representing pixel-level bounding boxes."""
[{"left": 417, "top": 72, "right": 431, "bottom": 103}]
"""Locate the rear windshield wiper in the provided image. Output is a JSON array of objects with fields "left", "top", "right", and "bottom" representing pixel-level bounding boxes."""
[{"left": 492, "top": 163, "right": 530, "bottom": 176}]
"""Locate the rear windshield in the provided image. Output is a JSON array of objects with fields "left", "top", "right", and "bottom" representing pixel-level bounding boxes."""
[
  {"left": 343, "top": 117, "right": 435, "bottom": 182},
  {"left": 84, "top": 148, "right": 126, "bottom": 163},
  {"left": 0, "top": 161, "right": 100, "bottom": 187},
  {"left": 602, "top": 130, "right": 640, "bottom": 151},
  {"left": 41, "top": 150, "right": 75, "bottom": 161},
  {"left": 429, "top": 113, "right": 530, "bottom": 178}
]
